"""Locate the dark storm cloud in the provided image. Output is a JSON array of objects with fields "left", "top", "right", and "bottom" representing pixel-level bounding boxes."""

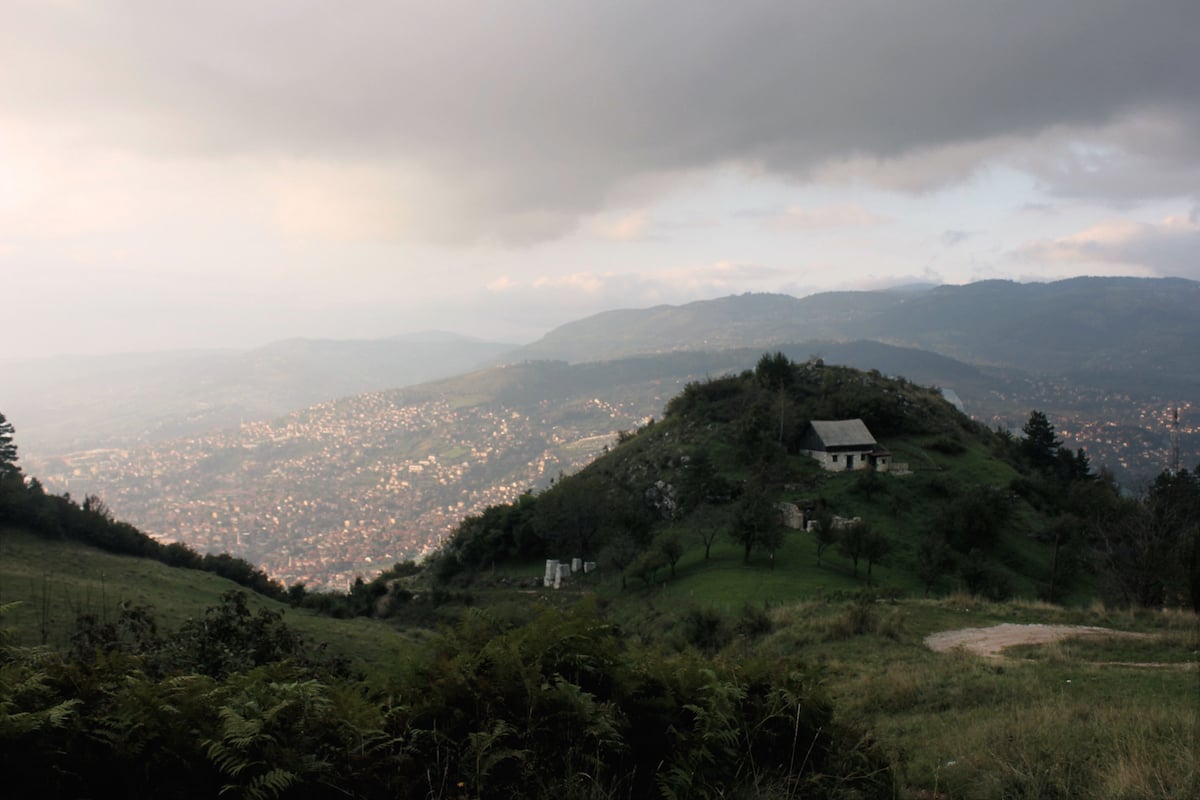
[{"left": 6, "top": 1, "right": 1198, "bottom": 240}]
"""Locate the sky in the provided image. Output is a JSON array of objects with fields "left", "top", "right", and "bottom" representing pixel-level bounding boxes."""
[{"left": 3, "top": 0, "right": 1199, "bottom": 358}]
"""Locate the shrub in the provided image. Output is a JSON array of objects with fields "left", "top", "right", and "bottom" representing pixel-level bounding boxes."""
[
  {"left": 928, "top": 435, "right": 966, "bottom": 455},
  {"left": 680, "top": 605, "right": 731, "bottom": 653},
  {"left": 959, "top": 551, "right": 1014, "bottom": 601},
  {"left": 735, "top": 603, "right": 773, "bottom": 640},
  {"left": 826, "top": 597, "right": 877, "bottom": 640}
]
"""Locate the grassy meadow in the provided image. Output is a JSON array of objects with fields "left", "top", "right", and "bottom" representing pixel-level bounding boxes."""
[
  {"left": 0, "top": 527, "right": 413, "bottom": 675},
  {"left": 620, "top": 590, "right": 1199, "bottom": 799},
  {"left": 455, "top": 531, "right": 1198, "bottom": 799}
]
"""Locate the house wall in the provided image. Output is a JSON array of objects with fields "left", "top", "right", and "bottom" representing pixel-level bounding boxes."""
[{"left": 803, "top": 448, "right": 874, "bottom": 472}]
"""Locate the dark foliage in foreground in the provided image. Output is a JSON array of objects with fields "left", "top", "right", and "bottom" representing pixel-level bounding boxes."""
[{"left": 1, "top": 595, "right": 891, "bottom": 799}]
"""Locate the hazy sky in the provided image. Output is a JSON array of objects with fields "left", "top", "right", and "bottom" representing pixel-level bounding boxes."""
[{"left": 4, "top": 1, "right": 1199, "bottom": 357}]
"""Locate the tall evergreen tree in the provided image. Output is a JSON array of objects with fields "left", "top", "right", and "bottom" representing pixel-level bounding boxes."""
[
  {"left": 0, "top": 412, "right": 18, "bottom": 475},
  {"left": 1021, "top": 410, "right": 1061, "bottom": 471},
  {"left": 754, "top": 351, "right": 794, "bottom": 391}
]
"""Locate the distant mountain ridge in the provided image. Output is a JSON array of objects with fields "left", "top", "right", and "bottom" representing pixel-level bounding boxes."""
[
  {"left": 509, "top": 277, "right": 1200, "bottom": 386},
  {"left": 865, "top": 277, "right": 1200, "bottom": 377}
]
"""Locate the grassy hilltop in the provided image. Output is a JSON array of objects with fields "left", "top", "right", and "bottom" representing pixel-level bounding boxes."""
[{"left": 431, "top": 355, "right": 1096, "bottom": 604}]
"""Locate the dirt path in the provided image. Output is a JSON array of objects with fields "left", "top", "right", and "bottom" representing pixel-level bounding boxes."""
[{"left": 923, "top": 623, "right": 1149, "bottom": 659}]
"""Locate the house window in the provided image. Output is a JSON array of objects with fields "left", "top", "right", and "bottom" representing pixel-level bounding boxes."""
[{"left": 831, "top": 454, "right": 838, "bottom": 462}]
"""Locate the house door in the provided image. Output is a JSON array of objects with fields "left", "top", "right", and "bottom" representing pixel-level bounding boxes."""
[{"left": 845, "top": 454, "right": 853, "bottom": 470}]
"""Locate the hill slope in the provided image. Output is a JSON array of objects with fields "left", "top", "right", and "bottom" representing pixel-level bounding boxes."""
[
  {"left": 431, "top": 357, "right": 1093, "bottom": 604},
  {"left": 0, "top": 525, "right": 409, "bottom": 668}
]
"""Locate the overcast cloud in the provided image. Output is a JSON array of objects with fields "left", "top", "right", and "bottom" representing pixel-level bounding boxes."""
[{"left": 1, "top": 1, "right": 1198, "bottom": 356}]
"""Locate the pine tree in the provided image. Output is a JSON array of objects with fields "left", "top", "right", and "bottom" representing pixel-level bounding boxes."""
[
  {"left": 1021, "top": 410, "right": 1061, "bottom": 471},
  {"left": 0, "top": 412, "right": 19, "bottom": 477}
]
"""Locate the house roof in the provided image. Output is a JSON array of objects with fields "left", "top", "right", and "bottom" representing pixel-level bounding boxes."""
[{"left": 808, "top": 419, "right": 878, "bottom": 448}]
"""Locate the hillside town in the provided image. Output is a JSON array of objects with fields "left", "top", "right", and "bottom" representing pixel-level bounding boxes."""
[
  {"left": 983, "top": 401, "right": 1196, "bottom": 481},
  {"left": 29, "top": 390, "right": 658, "bottom": 590}
]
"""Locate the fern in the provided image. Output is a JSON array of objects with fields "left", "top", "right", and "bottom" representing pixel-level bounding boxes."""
[
  {"left": 239, "top": 768, "right": 298, "bottom": 800},
  {"left": 466, "top": 719, "right": 531, "bottom": 789},
  {"left": 655, "top": 668, "right": 744, "bottom": 800},
  {"left": 202, "top": 677, "right": 355, "bottom": 798}
]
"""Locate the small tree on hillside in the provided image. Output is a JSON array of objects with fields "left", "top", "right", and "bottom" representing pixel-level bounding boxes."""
[
  {"left": 931, "top": 487, "right": 1010, "bottom": 553},
  {"left": 598, "top": 533, "right": 639, "bottom": 589},
  {"left": 730, "top": 491, "right": 784, "bottom": 566},
  {"left": 82, "top": 494, "right": 113, "bottom": 521},
  {"left": 914, "top": 533, "right": 953, "bottom": 597},
  {"left": 836, "top": 520, "right": 871, "bottom": 578},
  {"left": 692, "top": 502, "right": 730, "bottom": 561},
  {"left": 812, "top": 510, "right": 838, "bottom": 566},
  {"left": 656, "top": 531, "right": 685, "bottom": 579},
  {"left": 862, "top": 526, "right": 892, "bottom": 585}
]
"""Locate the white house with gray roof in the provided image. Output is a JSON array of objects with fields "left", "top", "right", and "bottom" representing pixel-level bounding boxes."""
[{"left": 799, "top": 419, "right": 891, "bottom": 472}]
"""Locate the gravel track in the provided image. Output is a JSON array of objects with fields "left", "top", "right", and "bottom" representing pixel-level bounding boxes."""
[{"left": 923, "top": 623, "right": 1148, "bottom": 659}]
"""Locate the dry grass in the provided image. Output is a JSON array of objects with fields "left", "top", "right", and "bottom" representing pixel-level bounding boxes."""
[
  {"left": 1004, "top": 597, "right": 1062, "bottom": 614},
  {"left": 749, "top": 596, "right": 1199, "bottom": 799},
  {"left": 928, "top": 700, "right": 1199, "bottom": 800}
]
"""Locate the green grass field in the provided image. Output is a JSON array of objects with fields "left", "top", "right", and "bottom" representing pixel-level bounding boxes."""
[{"left": 0, "top": 527, "right": 413, "bottom": 675}]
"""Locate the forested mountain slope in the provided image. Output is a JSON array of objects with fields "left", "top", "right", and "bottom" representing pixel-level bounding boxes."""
[{"left": 511, "top": 277, "right": 1200, "bottom": 386}]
